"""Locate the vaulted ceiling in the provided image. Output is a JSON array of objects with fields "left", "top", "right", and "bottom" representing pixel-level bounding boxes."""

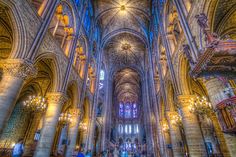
[
  {"left": 93, "top": 0, "right": 151, "bottom": 38},
  {"left": 104, "top": 32, "right": 145, "bottom": 69},
  {"left": 93, "top": 0, "right": 151, "bottom": 103},
  {"left": 114, "top": 68, "right": 140, "bottom": 103}
]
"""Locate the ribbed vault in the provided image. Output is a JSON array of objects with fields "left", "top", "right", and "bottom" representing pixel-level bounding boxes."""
[
  {"left": 93, "top": 0, "right": 150, "bottom": 38},
  {"left": 114, "top": 68, "right": 140, "bottom": 103},
  {"left": 104, "top": 33, "right": 146, "bottom": 68}
]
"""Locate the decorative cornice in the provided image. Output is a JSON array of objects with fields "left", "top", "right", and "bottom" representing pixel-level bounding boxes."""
[{"left": 0, "top": 59, "right": 37, "bottom": 79}]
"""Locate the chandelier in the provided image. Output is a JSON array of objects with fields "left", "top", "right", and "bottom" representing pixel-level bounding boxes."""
[
  {"left": 59, "top": 112, "right": 72, "bottom": 125},
  {"left": 79, "top": 122, "right": 88, "bottom": 131},
  {"left": 162, "top": 121, "right": 169, "bottom": 132},
  {"left": 23, "top": 95, "right": 47, "bottom": 112},
  {"left": 170, "top": 114, "right": 182, "bottom": 126},
  {"left": 189, "top": 96, "right": 213, "bottom": 116}
]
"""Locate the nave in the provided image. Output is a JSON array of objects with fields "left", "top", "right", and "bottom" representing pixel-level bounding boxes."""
[{"left": 0, "top": 0, "right": 236, "bottom": 157}]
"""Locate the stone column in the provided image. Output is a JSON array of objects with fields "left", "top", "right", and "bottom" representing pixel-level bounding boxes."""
[
  {"left": 204, "top": 78, "right": 236, "bottom": 156},
  {"left": 166, "top": 111, "right": 185, "bottom": 157},
  {"left": 172, "top": 0, "right": 199, "bottom": 61},
  {"left": 0, "top": 59, "right": 36, "bottom": 133},
  {"left": 65, "top": 109, "right": 81, "bottom": 157},
  {"left": 162, "top": 119, "right": 173, "bottom": 157},
  {"left": 23, "top": 112, "right": 42, "bottom": 156},
  {"left": 34, "top": 92, "right": 67, "bottom": 157},
  {"left": 178, "top": 95, "right": 207, "bottom": 156},
  {"left": 101, "top": 75, "right": 112, "bottom": 151}
]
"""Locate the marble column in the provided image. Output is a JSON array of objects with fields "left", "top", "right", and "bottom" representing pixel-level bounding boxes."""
[
  {"left": 0, "top": 59, "right": 36, "bottom": 133},
  {"left": 204, "top": 78, "right": 236, "bottom": 156},
  {"left": 65, "top": 109, "right": 81, "bottom": 157},
  {"left": 34, "top": 92, "right": 67, "bottom": 157},
  {"left": 178, "top": 95, "right": 207, "bottom": 156},
  {"left": 166, "top": 111, "right": 185, "bottom": 157}
]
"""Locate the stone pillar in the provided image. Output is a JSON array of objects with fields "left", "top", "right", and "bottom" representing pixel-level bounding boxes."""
[
  {"left": 101, "top": 76, "right": 112, "bottom": 151},
  {"left": 65, "top": 109, "right": 81, "bottom": 157},
  {"left": 210, "top": 113, "right": 231, "bottom": 157},
  {"left": 23, "top": 112, "right": 42, "bottom": 156},
  {"left": 166, "top": 111, "right": 185, "bottom": 157},
  {"left": 172, "top": 0, "right": 199, "bottom": 61},
  {"left": 204, "top": 78, "right": 236, "bottom": 156},
  {"left": 34, "top": 92, "right": 67, "bottom": 157},
  {"left": 0, "top": 59, "right": 36, "bottom": 133},
  {"left": 178, "top": 95, "right": 207, "bottom": 156},
  {"left": 162, "top": 119, "right": 173, "bottom": 157}
]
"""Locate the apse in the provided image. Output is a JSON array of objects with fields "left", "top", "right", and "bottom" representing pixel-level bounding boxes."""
[{"left": 111, "top": 68, "right": 144, "bottom": 152}]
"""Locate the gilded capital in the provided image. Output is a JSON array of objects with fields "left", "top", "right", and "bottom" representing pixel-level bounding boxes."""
[
  {"left": 166, "top": 111, "right": 179, "bottom": 120},
  {"left": 69, "top": 108, "right": 81, "bottom": 117},
  {"left": 177, "top": 95, "right": 196, "bottom": 108},
  {"left": 0, "top": 59, "right": 37, "bottom": 79},
  {"left": 46, "top": 92, "right": 68, "bottom": 105}
]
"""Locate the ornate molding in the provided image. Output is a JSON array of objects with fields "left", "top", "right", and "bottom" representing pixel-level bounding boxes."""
[
  {"left": 177, "top": 95, "right": 196, "bottom": 108},
  {"left": 166, "top": 111, "right": 179, "bottom": 120},
  {"left": 0, "top": 59, "right": 37, "bottom": 79},
  {"left": 46, "top": 92, "right": 68, "bottom": 105}
]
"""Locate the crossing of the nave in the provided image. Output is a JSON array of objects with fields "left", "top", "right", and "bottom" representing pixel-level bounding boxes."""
[{"left": 0, "top": 0, "right": 236, "bottom": 157}]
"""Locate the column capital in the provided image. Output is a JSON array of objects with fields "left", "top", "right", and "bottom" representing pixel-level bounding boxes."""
[
  {"left": 166, "top": 111, "right": 179, "bottom": 120},
  {"left": 177, "top": 95, "right": 196, "bottom": 108},
  {"left": 0, "top": 59, "right": 37, "bottom": 79},
  {"left": 46, "top": 92, "right": 68, "bottom": 105},
  {"left": 71, "top": 108, "right": 81, "bottom": 127}
]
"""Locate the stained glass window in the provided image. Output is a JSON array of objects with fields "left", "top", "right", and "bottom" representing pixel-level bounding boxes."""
[
  {"left": 133, "top": 103, "right": 137, "bottom": 118},
  {"left": 124, "top": 103, "right": 132, "bottom": 118},
  {"left": 119, "top": 103, "right": 124, "bottom": 117},
  {"left": 119, "top": 102, "right": 138, "bottom": 119}
]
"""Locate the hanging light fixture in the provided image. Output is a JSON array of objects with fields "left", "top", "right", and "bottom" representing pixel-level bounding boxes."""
[
  {"left": 59, "top": 112, "right": 72, "bottom": 125},
  {"left": 162, "top": 121, "right": 169, "bottom": 132},
  {"left": 23, "top": 95, "right": 47, "bottom": 112},
  {"left": 170, "top": 113, "right": 182, "bottom": 126},
  {"left": 189, "top": 96, "right": 213, "bottom": 116},
  {"left": 79, "top": 122, "right": 88, "bottom": 131}
]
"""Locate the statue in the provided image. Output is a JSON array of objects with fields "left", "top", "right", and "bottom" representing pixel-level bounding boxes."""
[
  {"left": 195, "top": 13, "right": 208, "bottom": 30},
  {"left": 182, "top": 44, "right": 195, "bottom": 66}
]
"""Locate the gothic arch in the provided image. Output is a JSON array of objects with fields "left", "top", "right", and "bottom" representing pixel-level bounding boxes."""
[
  {"left": 66, "top": 80, "right": 80, "bottom": 108},
  {"left": 173, "top": 52, "right": 192, "bottom": 95},
  {"left": 101, "top": 28, "right": 148, "bottom": 48},
  {"left": 0, "top": 1, "right": 27, "bottom": 59},
  {"left": 34, "top": 52, "right": 62, "bottom": 92}
]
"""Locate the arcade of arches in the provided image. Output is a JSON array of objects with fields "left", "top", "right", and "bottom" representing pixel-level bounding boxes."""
[{"left": 0, "top": 0, "right": 236, "bottom": 157}]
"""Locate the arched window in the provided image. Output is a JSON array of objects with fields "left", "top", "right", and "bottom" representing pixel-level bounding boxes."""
[
  {"left": 119, "top": 102, "right": 124, "bottom": 117},
  {"left": 124, "top": 103, "right": 132, "bottom": 118},
  {"left": 119, "top": 102, "right": 138, "bottom": 119},
  {"left": 133, "top": 103, "right": 138, "bottom": 118},
  {"left": 99, "top": 70, "right": 105, "bottom": 89}
]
